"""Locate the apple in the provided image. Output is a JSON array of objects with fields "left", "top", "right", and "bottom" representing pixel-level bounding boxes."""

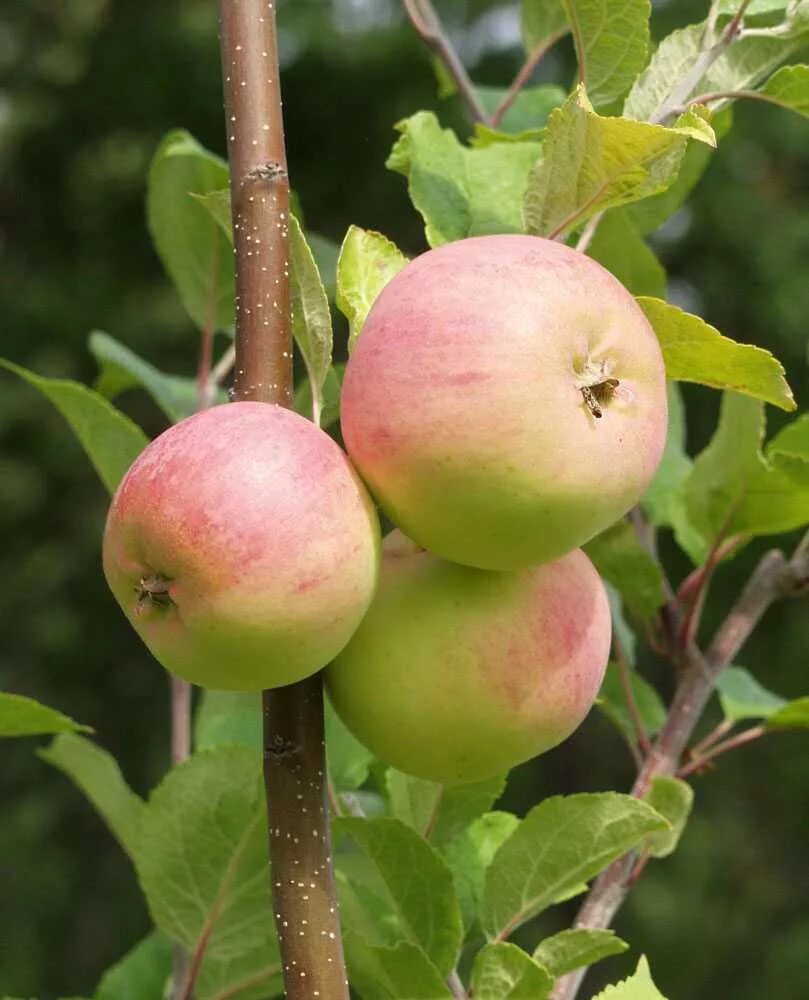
[
  {"left": 103, "top": 402, "right": 380, "bottom": 690},
  {"left": 340, "top": 234, "right": 667, "bottom": 570},
  {"left": 325, "top": 531, "right": 611, "bottom": 785}
]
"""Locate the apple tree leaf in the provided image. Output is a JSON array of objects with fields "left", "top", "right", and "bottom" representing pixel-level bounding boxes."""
[
  {"left": 756, "top": 64, "right": 809, "bottom": 117},
  {"left": 136, "top": 747, "right": 282, "bottom": 996},
  {"left": 562, "top": 0, "right": 651, "bottom": 110},
  {"left": 343, "top": 938, "right": 454, "bottom": 999},
  {"left": 147, "top": 130, "right": 234, "bottom": 333},
  {"left": 593, "top": 956, "right": 668, "bottom": 999},
  {"left": 194, "top": 690, "right": 261, "bottom": 751},
  {"left": 520, "top": 0, "right": 568, "bottom": 53},
  {"left": 638, "top": 298, "right": 795, "bottom": 410},
  {"left": 596, "top": 664, "right": 667, "bottom": 747},
  {"left": 386, "top": 111, "right": 541, "bottom": 247},
  {"left": 533, "top": 928, "right": 628, "bottom": 978},
  {"left": 0, "top": 358, "right": 147, "bottom": 494},
  {"left": 584, "top": 520, "right": 666, "bottom": 620},
  {"left": 336, "top": 226, "right": 408, "bottom": 350},
  {"left": 476, "top": 84, "right": 567, "bottom": 132},
  {"left": 288, "top": 213, "right": 333, "bottom": 426},
  {"left": 586, "top": 209, "right": 666, "bottom": 298},
  {"left": 326, "top": 696, "right": 375, "bottom": 792},
  {"left": 715, "top": 666, "right": 787, "bottom": 722},
  {"left": 334, "top": 817, "right": 463, "bottom": 976},
  {"left": 385, "top": 771, "right": 506, "bottom": 847},
  {"left": 641, "top": 776, "right": 694, "bottom": 858},
  {"left": 480, "top": 794, "right": 667, "bottom": 940},
  {"left": 94, "top": 930, "right": 172, "bottom": 1000},
  {"left": 441, "top": 811, "right": 521, "bottom": 930},
  {"left": 38, "top": 734, "right": 145, "bottom": 863},
  {"left": 642, "top": 382, "right": 693, "bottom": 527},
  {"left": 470, "top": 942, "right": 554, "bottom": 999},
  {"left": 523, "top": 87, "right": 714, "bottom": 239},
  {"left": 0, "top": 693, "right": 91, "bottom": 739},
  {"left": 765, "top": 697, "right": 809, "bottom": 731}
]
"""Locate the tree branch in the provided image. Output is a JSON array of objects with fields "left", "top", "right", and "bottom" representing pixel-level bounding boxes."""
[
  {"left": 218, "top": 2, "right": 348, "bottom": 997},
  {"left": 402, "top": 0, "right": 490, "bottom": 125},
  {"left": 550, "top": 539, "right": 809, "bottom": 1000}
]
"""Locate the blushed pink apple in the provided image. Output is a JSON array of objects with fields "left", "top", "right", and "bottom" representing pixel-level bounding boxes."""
[
  {"left": 325, "top": 531, "right": 611, "bottom": 785},
  {"left": 341, "top": 234, "right": 667, "bottom": 570},
  {"left": 103, "top": 402, "right": 380, "bottom": 690}
]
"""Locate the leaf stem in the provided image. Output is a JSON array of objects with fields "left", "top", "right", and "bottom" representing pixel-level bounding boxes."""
[
  {"left": 614, "top": 634, "right": 651, "bottom": 756},
  {"left": 677, "top": 724, "right": 766, "bottom": 779},
  {"left": 217, "top": 1, "right": 348, "bottom": 997},
  {"left": 491, "top": 31, "right": 566, "bottom": 128},
  {"left": 447, "top": 969, "right": 468, "bottom": 999},
  {"left": 402, "top": 0, "right": 491, "bottom": 125}
]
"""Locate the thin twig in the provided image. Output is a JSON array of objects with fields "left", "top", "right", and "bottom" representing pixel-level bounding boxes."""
[
  {"left": 210, "top": 343, "right": 236, "bottom": 391},
  {"left": 402, "top": 0, "right": 490, "bottom": 125},
  {"left": 447, "top": 969, "right": 468, "bottom": 999},
  {"left": 677, "top": 724, "right": 766, "bottom": 779},
  {"left": 614, "top": 634, "right": 652, "bottom": 756},
  {"left": 218, "top": 1, "right": 348, "bottom": 997},
  {"left": 574, "top": 211, "right": 604, "bottom": 253},
  {"left": 688, "top": 716, "right": 734, "bottom": 758},
  {"left": 491, "top": 31, "right": 566, "bottom": 128}
]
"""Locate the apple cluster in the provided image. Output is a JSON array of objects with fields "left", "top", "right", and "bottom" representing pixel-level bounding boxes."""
[{"left": 103, "top": 235, "right": 667, "bottom": 784}]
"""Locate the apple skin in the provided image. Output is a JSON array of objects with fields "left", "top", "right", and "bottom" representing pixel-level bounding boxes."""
[
  {"left": 325, "top": 531, "right": 611, "bottom": 785},
  {"left": 340, "top": 234, "right": 667, "bottom": 571},
  {"left": 103, "top": 402, "right": 380, "bottom": 691}
]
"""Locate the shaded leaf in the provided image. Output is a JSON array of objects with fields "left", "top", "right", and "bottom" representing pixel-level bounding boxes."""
[
  {"left": 584, "top": 520, "right": 666, "bottom": 619},
  {"left": 476, "top": 85, "right": 566, "bottom": 132},
  {"left": 524, "top": 88, "right": 714, "bottom": 239},
  {"left": 94, "top": 931, "right": 172, "bottom": 1000},
  {"left": 593, "top": 956, "right": 667, "bottom": 998},
  {"left": 765, "top": 697, "right": 809, "bottom": 731},
  {"left": 334, "top": 816, "right": 463, "bottom": 976},
  {"left": 387, "top": 111, "right": 541, "bottom": 247},
  {"left": 532, "top": 928, "right": 628, "bottom": 978},
  {"left": 470, "top": 942, "right": 554, "bottom": 999},
  {"left": 521, "top": 0, "right": 568, "bottom": 52},
  {"left": 587, "top": 210, "right": 666, "bottom": 298},
  {"left": 0, "top": 693, "right": 90, "bottom": 739},
  {"left": 147, "top": 130, "right": 234, "bottom": 332},
  {"left": 194, "top": 690, "right": 261, "bottom": 751},
  {"left": 39, "top": 734, "right": 145, "bottom": 862},
  {"left": 0, "top": 358, "right": 147, "bottom": 494},
  {"left": 641, "top": 776, "right": 694, "bottom": 858},
  {"left": 638, "top": 297, "right": 795, "bottom": 410},
  {"left": 480, "top": 794, "right": 667, "bottom": 939},
  {"left": 596, "top": 664, "right": 667, "bottom": 746},
  {"left": 642, "top": 382, "right": 693, "bottom": 527},
  {"left": 336, "top": 226, "right": 408, "bottom": 350},
  {"left": 715, "top": 666, "right": 787, "bottom": 722},
  {"left": 343, "top": 938, "right": 453, "bottom": 999},
  {"left": 289, "top": 213, "right": 333, "bottom": 425},
  {"left": 326, "top": 696, "right": 375, "bottom": 792},
  {"left": 293, "top": 362, "right": 344, "bottom": 430}
]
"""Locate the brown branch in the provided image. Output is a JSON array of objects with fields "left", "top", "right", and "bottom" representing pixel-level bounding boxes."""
[
  {"left": 218, "top": 3, "right": 348, "bottom": 999},
  {"left": 550, "top": 539, "right": 809, "bottom": 1000},
  {"left": 614, "top": 634, "right": 651, "bottom": 756},
  {"left": 402, "top": 0, "right": 491, "bottom": 125},
  {"left": 491, "top": 31, "right": 566, "bottom": 128}
]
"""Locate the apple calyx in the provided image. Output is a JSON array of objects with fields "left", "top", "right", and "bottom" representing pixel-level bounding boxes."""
[
  {"left": 574, "top": 357, "right": 621, "bottom": 419},
  {"left": 135, "top": 574, "right": 173, "bottom": 612}
]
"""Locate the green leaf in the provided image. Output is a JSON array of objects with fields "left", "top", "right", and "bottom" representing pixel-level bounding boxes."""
[
  {"left": 441, "top": 811, "right": 521, "bottom": 930},
  {"left": 334, "top": 816, "right": 463, "bottom": 976},
  {"left": 386, "top": 771, "right": 506, "bottom": 847},
  {"left": 765, "top": 697, "right": 809, "bottom": 731},
  {"left": 532, "top": 928, "right": 628, "bottom": 978},
  {"left": 624, "top": 24, "right": 704, "bottom": 120},
  {"left": 768, "top": 412, "right": 809, "bottom": 460},
  {"left": 604, "top": 583, "right": 637, "bottom": 666},
  {"left": 343, "top": 938, "right": 454, "bottom": 999},
  {"left": 596, "top": 663, "right": 667, "bottom": 747},
  {"left": 675, "top": 393, "right": 809, "bottom": 561},
  {"left": 293, "top": 362, "right": 344, "bottom": 430},
  {"left": 194, "top": 690, "right": 261, "bottom": 751},
  {"left": 0, "top": 358, "right": 147, "bottom": 494},
  {"left": 336, "top": 226, "right": 408, "bottom": 350},
  {"left": 480, "top": 793, "right": 667, "bottom": 939},
  {"left": 523, "top": 88, "right": 714, "bottom": 239},
  {"left": 594, "top": 955, "right": 668, "bottom": 999},
  {"left": 38, "top": 734, "right": 146, "bottom": 862},
  {"left": 89, "top": 331, "right": 225, "bottom": 423},
  {"left": 147, "top": 130, "right": 234, "bottom": 332},
  {"left": 476, "top": 85, "right": 567, "bottom": 132},
  {"left": 288, "top": 213, "right": 333, "bottom": 425},
  {"left": 387, "top": 111, "right": 541, "bottom": 247},
  {"left": 0, "top": 693, "right": 90, "bottom": 738},
  {"left": 586, "top": 210, "right": 666, "bottom": 298},
  {"left": 701, "top": 30, "right": 809, "bottom": 98},
  {"left": 562, "top": 0, "right": 651, "bottom": 110},
  {"left": 641, "top": 776, "right": 694, "bottom": 858},
  {"left": 642, "top": 382, "right": 693, "bottom": 527},
  {"left": 715, "top": 666, "right": 787, "bottom": 722},
  {"left": 136, "top": 748, "right": 281, "bottom": 992},
  {"left": 94, "top": 931, "right": 172, "bottom": 1000},
  {"left": 757, "top": 64, "right": 809, "bottom": 117},
  {"left": 584, "top": 520, "right": 666, "bottom": 619},
  {"left": 326, "top": 696, "right": 375, "bottom": 792},
  {"left": 638, "top": 297, "right": 795, "bottom": 411},
  {"left": 470, "top": 942, "right": 554, "bottom": 999},
  {"left": 521, "top": 0, "right": 568, "bottom": 53}
]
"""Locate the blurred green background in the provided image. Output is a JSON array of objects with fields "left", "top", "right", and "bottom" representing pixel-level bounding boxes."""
[{"left": 1, "top": 0, "right": 807, "bottom": 996}]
